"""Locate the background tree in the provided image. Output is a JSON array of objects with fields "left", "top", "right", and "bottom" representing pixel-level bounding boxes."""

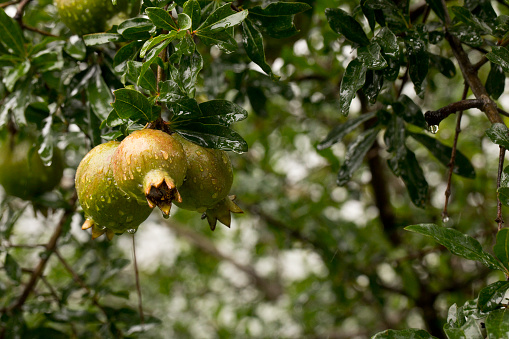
[{"left": 1, "top": 0, "right": 509, "bottom": 338}]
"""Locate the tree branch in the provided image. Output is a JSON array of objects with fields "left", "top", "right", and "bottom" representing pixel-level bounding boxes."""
[{"left": 424, "top": 99, "right": 484, "bottom": 126}]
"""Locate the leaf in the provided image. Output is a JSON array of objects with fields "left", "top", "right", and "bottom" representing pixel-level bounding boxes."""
[
  {"left": 408, "top": 132, "right": 476, "bottom": 179},
  {"left": 362, "top": 70, "right": 384, "bottom": 103},
  {"left": 5, "top": 253, "right": 22, "bottom": 282},
  {"left": 158, "top": 79, "right": 187, "bottom": 103},
  {"left": 405, "top": 224, "right": 506, "bottom": 271},
  {"left": 117, "top": 18, "right": 155, "bottom": 40},
  {"left": 83, "top": 33, "right": 125, "bottom": 46},
  {"left": 390, "top": 147, "right": 429, "bottom": 207},
  {"left": 197, "top": 100, "right": 248, "bottom": 126},
  {"left": 140, "top": 32, "right": 176, "bottom": 58},
  {"left": 0, "top": 8, "right": 25, "bottom": 57},
  {"left": 196, "top": 29, "right": 237, "bottom": 52},
  {"left": 197, "top": 4, "right": 248, "bottom": 34},
  {"left": 374, "top": 27, "right": 399, "bottom": 58},
  {"left": 494, "top": 228, "right": 509, "bottom": 271},
  {"left": 125, "top": 61, "right": 157, "bottom": 93},
  {"left": 183, "top": 0, "right": 201, "bottom": 31},
  {"left": 357, "top": 42, "right": 387, "bottom": 70},
  {"left": 486, "top": 123, "right": 509, "bottom": 149},
  {"left": 337, "top": 127, "right": 380, "bottom": 185},
  {"left": 168, "top": 51, "right": 203, "bottom": 97},
  {"left": 111, "top": 88, "right": 155, "bottom": 123},
  {"left": 393, "top": 95, "right": 426, "bottom": 128},
  {"left": 145, "top": 7, "right": 177, "bottom": 31},
  {"left": 405, "top": 33, "right": 428, "bottom": 97},
  {"left": 485, "top": 309, "right": 509, "bottom": 339},
  {"left": 113, "top": 40, "right": 143, "bottom": 74},
  {"left": 371, "top": 328, "right": 438, "bottom": 339},
  {"left": 486, "top": 46, "right": 509, "bottom": 72},
  {"left": 450, "top": 6, "right": 492, "bottom": 34},
  {"left": 248, "top": 2, "right": 311, "bottom": 39},
  {"left": 486, "top": 63, "right": 505, "bottom": 100},
  {"left": 175, "top": 124, "right": 248, "bottom": 153},
  {"left": 325, "top": 8, "right": 370, "bottom": 46},
  {"left": 38, "top": 113, "right": 55, "bottom": 166},
  {"left": 444, "top": 318, "right": 485, "bottom": 339},
  {"left": 178, "top": 13, "right": 192, "bottom": 31},
  {"left": 64, "top": 37, "right": 87, "bottom": 60},
  {"left": 339, "top": 59, "right": 368, "bottom": 116},
  {"left": 241, "top": 19, "right": 277, "bottom": 79},
  {"left": 478, "top": 281, "right": 509, "bottom": 312},
  {"left": 86, "top": 69, "right": 114, "bottom": 121},
  {"left": 429, "top": 53, "right": 456, "bottom": 78},
  {"left": 138, "top": 38, "right": 172, "bottom": 85},
  {"left": 317, "top": 111, "right": 377, "bottom": 150},
  {"left": 4, "top": 59, "right": 30, "bottom": 92}
]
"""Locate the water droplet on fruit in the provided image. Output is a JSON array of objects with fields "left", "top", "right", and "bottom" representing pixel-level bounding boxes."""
[
  {"left": 161, "top": 150, "right": 169, "bottom": 159},
  {"left": 212, "top": 192, "right": 218, "bottom": 199},
  {"left": 136, "top": 166, "right": 141, "bottom": 172},
  {"left": 130, "top": 172, "right": 134, "bottom": 180},
  {"left": 127, "top": 155, "right": 131, "bottom": 165},
  {"left": 127, "top": 228, "right": 137, "bottom": 234},
  {"left": 427, "top": 124, "right": 439, "bottom": 134}
]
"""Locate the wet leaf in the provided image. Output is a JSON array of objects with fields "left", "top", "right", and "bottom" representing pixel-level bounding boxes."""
[
  {"left": 117, "top": 18, "right": 155, "bottom": 40},
  {"left": 86, "top": 69, "right": 114, "bottom": 121},
  {"left": 493, "top": 228, "right": 509, "bottom": 271},
  {"left": 486, "top": 63, "right": 505, "bottom": 100},
  {"left": 125, "top": 61, "right": 157, "bottom": 93},
  {"left": 248, "top": 2, "right": 311, "bottom": 39},
  {"left": 486, "top": 46, "right": 509, "bottom": 73},
  {"left": 112, "top": 88, "right": 155, "bottom": 123},
  {"left": 83, "top": 33, "right": 125, "bottom": 46},
  {"left": 113, "top": 40, "right": 144, "bottom": 74},
  {"left": 390, "top": 147, "right": 428, "bottom": 207},
  {"left": 394, "top": 95, "right": 426, "bottom": 128},
  {"left": 140, "top": 32, "right": 176, "bottom": 58},
  {"left": 478, "top": 281, "right": 509, "bottom": 312},
  {"left": 405, "top": 33, "right": 428, "bottom": 97},
  {"left": 372, "top": 329, "right": 437, "bottom": 339},
  {"left": 339, "top": 59, "right": 368, "bottom": 116},
  {"left": 183, "top": 0, "right": 201, "bottom": 31},
  {"left": 405, "top": 224, "right": 506, "bottom": 271},
  {"left": 175, "top": 124, "right": 248, "bottom": 153},
  {"left": 178, "top": 13, "right": 192, "bottom": 31},
  {"left": 318, "top": 111, "right": 377, "bottom": 150},
  {"left": 374, "top": 27, "right": 399, "bottom": 58},
  {"left": 337, "top": 127, "right": 380, "bottom": 185},
  {"left": 450, "top": 6, "right": 492, "bottom": 34},
  {"left": 138, "top": 38, "right": 172, "bottom": 85},
  {"left": 197, "top": 4, "right": 248, "bottom": 34},
  {"left": 64, "top": 37, "right": 86, "bottom": 60},
  {"left": 242, "top": 19, "right": 277, "bottom": 79},
  {"left": 486, "top": 123, "right": 509, "bottom": 149},
  {"left": 429, "top": 53, "right": 456, "bottom": 78},
  {"left": 357, "top": 42, "right": 387, "bottom": 70},
  {"left": 485, "top": 309, "right": 509, "bottom": 339},
  {"left": 425, "top": 0, "right": 445, "bottom": 22},
  {"left": 0, "top": 8, "right": 25, "bottom": 57},
  {"left": 146, "top": 7, "right": 178, "bottom": 31},
  {"left": 4, "top": 59, "right": 30, "bottom": 92},
  {"left": 325, "top": 8, "right": 370, "bottom": 46}
]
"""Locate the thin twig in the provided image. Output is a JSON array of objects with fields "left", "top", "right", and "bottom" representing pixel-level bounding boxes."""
[
  {"left": 425, "top": 99, "right": 483, "bottom": 126},
  {"left": 21, "top": 24, "right": 57, "bottom": 37},
  {"left": 0, "top": 0, "right": 20, "bottom": 8},
  {"left": 132, "top": 234, "right": 144, "bottom": 324},
  {"left": 7, "top": 192, "right": 77, "bottom": 312},
  {"left": 14, "top": 0, "right": 31, "bottom": 21},
  {"left": 496, "top": 147, "right": 506, "bottom": 230},
  {"left": 442, "top": 85, "right": 469, "bottom": 221}
]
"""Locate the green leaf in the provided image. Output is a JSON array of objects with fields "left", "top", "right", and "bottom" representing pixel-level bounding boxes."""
[
  {"left": 168, "top": 97, "right": 201, "bottom": 117},
  {"left": 140, "top": 32, "right": 176, "bottom": 58},
  {"left": 196, "top": 29, "right": 237, "bottom": 52},
  {"left": 168, "top": 51, "right": 203, "bottom": 97},
  {"left": 486, "top": 123, "right": 509, "bottom": 149},
  {"left": 408, "top": 132, "right": 476, "bottom": 179},
  {"left": 362, "top": 70, "right": 384, "bottom": 103},
  {"left": 241, "top": 20, "right": 277, "bottom": 80},
  {"left": 393, "top": 95, "right": 426, "bottom": 128},
  {"left": 425, "top": 0, "right": 445, "bottom": 22},
  {"left": 113, "top": 40, "right": 144, "bottom": 74},
  {"left": 486, "top": 46, "right": 509, "bottom": 72},
  {"left": 486, "top": 63, "right": 505, "bottom": 100},
  {"left": 317, "top": 111, "right": 377, "bottom": 150},
  {"left": 4, "top": 59, "right": 30, "bottom": 92},
  {"left": 374, "top": 27, "right": 399, "bottom": 58},
  {"left": 38, "top": 113, "right": 55, "bottom": 166},
  {"left": 117, "top": 18, "right": 155, "bottom": 40},
  {"left": 478, "top": 281, "right": 509, "bottom": 312},
  {"left": 138, "top": 38, "right": 172, "bottom": 86},
  {"left": 494, "top": 228, "right": 509, "bottom": 271},
  {"left": 126, "top": 61, "right": 157, "bottom": 93},
  {"left": 390, "top": 147, "right": 429, "bottom": 207},
  {"left": 337, "top": 127, "right": 380, "bottom": 185},
  {"left": 405, "top": 33, "right": 428, "bottom": 97},
  {"left": 325, "top": 8, "right": 370, "bottom": 46},
  {"left": 197, "top": 100, "right": 248, "bottom": 126},
  {"left": 444, "top": 318, "right": 485, "bottom": 339},
  {"left": 178, "top": 13, "right": 192, "bottom": 31},
  {"left": 169, "top": 34, "right": 195, "bottom": 63},
  {"left": 145, "top": 7, "right": 177, "bottom": 31},
  {"left": 111, "top": 88, "right": 155, "bottom": 123},
  {"left": 449, "top": 24, "right": 483, "bottom": 47},
  {"left": 357, "top": 42, "right": 387, "bottom": 70},
  {"left": 405, "top": 224, "right": 506, "bottom": 271},
  {"left": 5, "top": 253, "right": 22, "bottom": 282},
  {"left": 486, "top": 309, "right": 509, "bottom": 339},
  {"left": 429, "top": 53, "right": 456, "bottom": 78},
  {"left": 64, "top": 37, "right": 87, "bottom": 60},
  {"left": 450, "top": 6, "right": 492, "bottom": 34},
  {"left": 83, "top": 33, "right": 125, "bottom": 46},
  {"left": 175, "top": 124, "right": 248, "bottom": 153},
  {"left": 0, "top": 8, "right": 25, "bottom": 57},
  {"left": 339, "top": 59, "right": 368, "bottom": 116},
  {"left": 197, "top": 9, "right": 248, "bottom": 34},
  {"left": 372, "top": 328, "right": 438, "bottom": 339},
  {"left": 86, "top": 69, "right": 114, "bottom": 121},
  {"left": 183, "top": 0, "right": 201, "bottom": 31},
  {"left": 158, "top": 79, "right": 186, "bottom": 103},
  {"left": 248, "top": 2, "right": 311, "bottom": 39}
]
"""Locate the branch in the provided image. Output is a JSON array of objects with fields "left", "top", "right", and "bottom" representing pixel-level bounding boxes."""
[
  {"left": 132, "top": 235, "right": 144, "bottom": 324},
  {"left": 496, "top": 147, "right": 506, "bottom": 231},
  {"left": 14, "top": 0, "right": 30, "bottom": 21},
  {"left": 0, "top": 0, "right": 20, "bottom": 8},
  {"left": 424, "top": 99, "right": 484, "bottom": 126},
  {"left": 7, "top": 192, "right": 77, "bottom": 312}
]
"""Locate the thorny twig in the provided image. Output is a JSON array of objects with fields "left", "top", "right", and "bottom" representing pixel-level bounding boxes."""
[{"left": 442, "top": 85, "right": 469, "bottom": 221}]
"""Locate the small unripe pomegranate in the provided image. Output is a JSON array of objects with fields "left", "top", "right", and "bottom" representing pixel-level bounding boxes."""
[
  {"left": 75, "top": 141, "right": 152, "bottom": 239},
  {"left": 111, "top": 129, "right": 187, "bottom": 217},
  {"left": 174, "top": 135, "right": 242, "bottom": 230},
  {"left": 0, "top": 131, "right": 63, "bottom": 200}
]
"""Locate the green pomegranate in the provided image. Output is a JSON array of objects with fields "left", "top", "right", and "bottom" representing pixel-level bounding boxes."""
[
  {"left": 173, "top": 134, "right": 242, "bottom": 230},
  {"left": 0, "top": 131, "right": 64, "bottom": 200},
  {"left": 55, "top": 0, "right": 141, "bottom": 35},
  {"left": 111, "top": 129, "right": 187, "bottom": 217},
  {"left": 75, "top": 141, "right": 152, "bottom": 239}
]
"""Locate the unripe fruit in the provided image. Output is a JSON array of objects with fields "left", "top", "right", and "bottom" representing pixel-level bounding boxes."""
[
  {"left": 55, "top": 0, "right": 141, "bottom": 35},
  {"left": 75, "top": 141, "right": 152, "bottom": 239},
  {"left": 173, "top": 135, "right": 242, "bottom": 230},
  {"left": 0, "top": 132, "right": 63, "bottom": 200},
  {"left": 112, "top": 129, "right": 187, "bottom": 217}
]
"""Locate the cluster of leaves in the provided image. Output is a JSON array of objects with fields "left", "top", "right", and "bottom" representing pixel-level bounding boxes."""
[{"left": 317, "top": 1, "right": 509, "bottom": 338}]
